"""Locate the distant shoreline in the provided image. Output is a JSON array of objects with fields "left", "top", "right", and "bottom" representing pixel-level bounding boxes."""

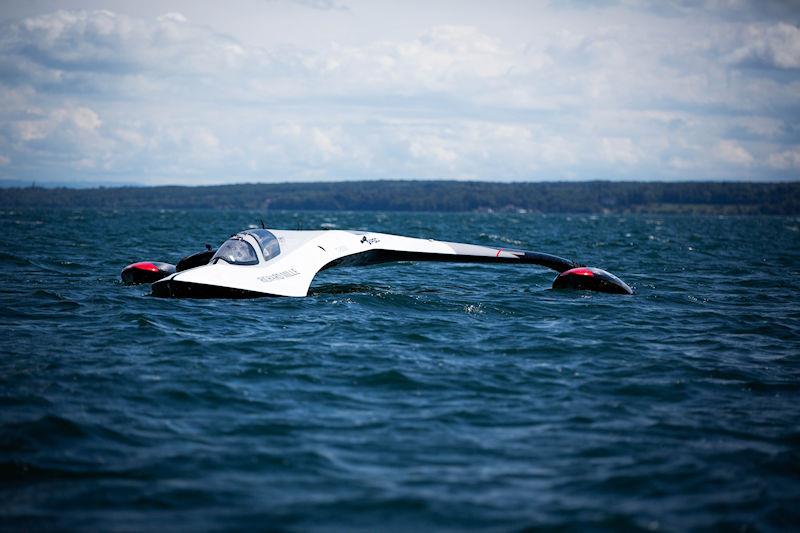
[{"left": 1, "top": 180, "right": 798, "bottom": 215}]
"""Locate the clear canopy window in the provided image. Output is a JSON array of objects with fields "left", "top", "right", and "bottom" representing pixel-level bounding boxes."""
[
  {"left": 243, "top": 229, "right": 281, "bottom": 262},
  {"left": 211, "top": 238, "right": 259, "bottom": 266}
]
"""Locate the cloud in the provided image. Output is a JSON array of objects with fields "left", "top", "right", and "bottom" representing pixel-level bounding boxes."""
[
  {"left": 594, "top": 0, "right": 800, "bottom": 23},
  {"left": 600, "top": 137, "right": 639, "bottom": 165},
  {"left": 768, "top": 146, "right": 800, "bottom": 169},
  {"left": 1, "top": 9, "right": 251, "bottom": 94},
  {"left": 15, "top": 106, "right": 101, "bottom": 141},
  {"left": 289, "top": 0, "right": 349, "bottom": 11},
  {"left": 727, "top": 22, "right": 800, "bottom": 69},
  {"left": 717, "top": 140, "right": 755, "bottom": 166},
  {"left": 0, "top": 6, "right": 798, "bottom": 184},
  {"left": 156, "top": 12, "right": 188, "bottom": 23},
  {"left": 294, "top": 24, "right": 524, "bottom": 98}
]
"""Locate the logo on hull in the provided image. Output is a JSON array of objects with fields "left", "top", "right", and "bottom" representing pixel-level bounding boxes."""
[{"left": 258, "top": 267, "right": 300, "bottom": 283}]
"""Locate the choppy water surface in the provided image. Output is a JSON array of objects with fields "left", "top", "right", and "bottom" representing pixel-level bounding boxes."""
[{"left": 1, "top": 209, "right": 799, "bottom": 531}]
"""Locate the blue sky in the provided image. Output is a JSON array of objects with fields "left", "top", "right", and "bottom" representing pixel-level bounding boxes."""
[{"left": 0, "top": 0, "right": 799, "bottom": 185}]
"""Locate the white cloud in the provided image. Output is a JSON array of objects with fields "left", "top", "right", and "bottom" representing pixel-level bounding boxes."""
[
  {"left": 717, "top": 140, "right": 755, "bottom": 166},
  {"left": 68, "top": 107, "right": 102, "bottom": 130},
  {"left": 600, "top": 138, "right": 639, "bottom": 165},
  {"left": 767, "top": 146, "right": 800, "bottom": 170},
  {"left": 289, "top": 0, "right": 349, "bottom": 11},
  {"left": 113, "top": 128, "right": 147, "bottom": 148},
  {"left": 157, "top": 12, "right": 187, "bottom": 23},
  {"left": 14, "top": 106, "right": 101, "bottom": 141},
  {"left": 310, "top": 127, "right": 343, "bottom": 159},
  {"left": 0, "top": 4, "right": 798, "bottom": 184},
  {"left": 409, "top": 137, "right": 458, "bottom": 167},
  {"left": 727, "top": 22, "right": 800, "bottom": 69},
  {"left": 296, "top": 24, "right": 521, "bottom": 96},
  {"left": 3, "top": 9, "right": 252, "bottom": 90}
]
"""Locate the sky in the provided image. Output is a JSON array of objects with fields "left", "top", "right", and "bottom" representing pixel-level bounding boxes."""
[{"left": 0, "top": 0, "right": 799, "bottom": 186}]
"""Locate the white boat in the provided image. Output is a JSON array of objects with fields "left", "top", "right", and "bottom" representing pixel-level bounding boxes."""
[{"left": 122, "top": 227, "right": 633, "bottom": 298}]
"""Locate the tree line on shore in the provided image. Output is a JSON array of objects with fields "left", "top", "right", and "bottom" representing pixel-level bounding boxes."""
[{"left": 1, "top": 180, "right": 798, "bottom": 214}]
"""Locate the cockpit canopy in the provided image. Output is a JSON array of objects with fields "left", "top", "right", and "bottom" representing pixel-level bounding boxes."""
[
  {"left": 246, "top": 229, "right": 281, "bottom": 261},
  {"left": 211, "top": 229, "right": 281, "bottom": 266}
]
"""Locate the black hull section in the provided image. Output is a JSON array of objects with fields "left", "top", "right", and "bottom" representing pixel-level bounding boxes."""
[
  {"left": 321, "top": 250, "right": 632, "bottom": 295},
  {"left": 321, "top": 249, "right": 578, "bottom": 273},
  {"left": 176, "top": 249, "right": 216, "bottom": 272},
  {"left": 151, "top": 279, "right": 275, "bottom": 299}
]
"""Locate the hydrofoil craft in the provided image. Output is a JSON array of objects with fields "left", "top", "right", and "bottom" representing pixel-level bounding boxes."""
[{"left": 122, "top": 227, "right": 633, "bottom": 298}]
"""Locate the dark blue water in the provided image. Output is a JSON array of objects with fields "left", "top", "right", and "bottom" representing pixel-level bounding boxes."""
[{"left": 1, "top": 209, "right": 799, "bottom": 531}]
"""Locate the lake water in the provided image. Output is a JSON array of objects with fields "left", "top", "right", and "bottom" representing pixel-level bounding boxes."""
[{"left": 1, "top": 209, "right": 799, "bottom": 530}]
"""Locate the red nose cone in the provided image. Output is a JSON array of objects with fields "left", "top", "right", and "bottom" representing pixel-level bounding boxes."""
[
  {"left": 121, "top": 261, "right": 176, "bottom": 285},
  {"left": 131, "top": 261, "right": 160, "bottom": 273},
  {"left": 564, "top": 267, "right": 595, "bottom": 277}
]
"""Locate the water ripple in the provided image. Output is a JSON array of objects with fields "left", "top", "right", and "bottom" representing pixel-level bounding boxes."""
[{"left": 1, "top": 210, "right": 799, "bottom": 530}]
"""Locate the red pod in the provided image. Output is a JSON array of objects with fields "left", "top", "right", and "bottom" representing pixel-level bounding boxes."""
[
  {"left": 552, "top": 267, "right": 633, "bottom": 294},
  {"left": 121, "top": 261, "right": 176, "bottom": 285}
]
